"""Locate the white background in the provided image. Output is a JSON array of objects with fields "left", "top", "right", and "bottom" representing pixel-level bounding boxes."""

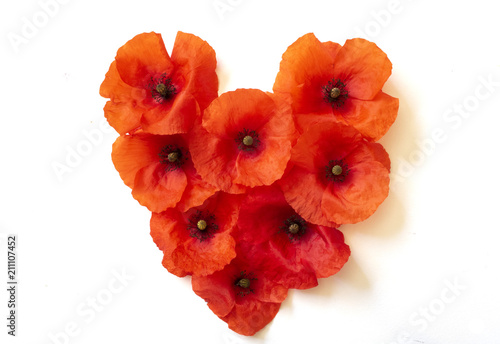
[{"left": 1, "top": 0, "right": 500, "bottom": 343}]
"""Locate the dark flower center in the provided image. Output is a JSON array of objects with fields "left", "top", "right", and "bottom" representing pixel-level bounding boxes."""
[
  {"left": 323, "top": 78, "right": 348, "bottom": 108},
  {"left": 149, "top": 73, "right": 177, "bottom": 103},
  {"left": 325, "top": 159, "right": 350, "bottom": 182},
  {"left": 197, "top": 220, "right": 207, "bottom": 231},
  {"left": 330, "top": 87, "right": 341, "bottom": 99},
  {"left": 167, "top": 152, "right": 179, "bottom": 162},
  {"left": 235, "top": 129, "right": 260, "bottom": 152},
  {"left": 236, "top": 278, "right": 250, "bottom": 288},
  {"left": 242, "top": 135, "right": 254, "bottom": 146},
  {"left": 234, "top": 271, "right": 257, "bottom": 297},
  {"left": 187, "top": 210, "right": 218, "bottom": 242},
  {"left": 331, "top": 164, "right": 342, "bottom": 176},
  {"left": 288, "top": 223, "right": 300, "bottom": 234},
  {"left": 158, "top": 144, "right": 188, "bottom": 171},
  {"left": 280, "top": 214, "right": 306, "bottom": 242}
]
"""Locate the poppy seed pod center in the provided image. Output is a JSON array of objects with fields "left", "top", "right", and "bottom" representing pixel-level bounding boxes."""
[
  {"left": 281, "top": 215, "right": 306, "bottom": 242},
  {"left": 242, "top": 135, "right": 254, "bottom": 146},
  {"left": 330, "top": 87, "right": 341, "bottom": 99},
  {"left": 325, "top": 159, "right": 350, "bottom": 182},
  {"left": 331, "top": 165, "right": 342, "bottom": 176},
  {"left": 236, "top": 278, "right": 251, "bottom": 288},
  {"left": 235, "top": 129, "right": 260, "bottom": 152},
  {"left": 156, "top": 83, "right": 168, "bottom": 96},
  {"left": 167, "top": 152, "right": 179, "bottom": 162},
  {"left": 323, "top": 78, "right": 348, "bottom": 108},
  {"left": 159, "top": 144, "right": 187, "bottom": 171},
  {"left": 188, "top": 210, "right": 218, "bottom": 242},
  {"left": 289, "top": 223, "right": 300, "bottom": 234},
  {"left": 150, "top": 74, "right": 177, "bottom": 103},
  {"left": 233, "top": 271, "right": 257, "bottom": 297},
  {"left": 197, "top": 220, "right": 207, "bottom": 231}
]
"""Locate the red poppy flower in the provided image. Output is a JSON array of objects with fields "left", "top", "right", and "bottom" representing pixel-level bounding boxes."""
[
  {"left": 192, "top": 243, "right": 288, "bottom": 336},
  {"left": 189, "top": 89, "right": 296, "bottom": 193},
  {"left": 234, "top": 185, "right": 350, "bottom": 289},
  {"left": 100, "top": 31, "right": 218, "bottom": 135},
  {"left": 111, "top": 132, "right": 217, "bottom": 213},
  {"left": 150, "top": 192, "right": 243, "bottom": 277},
  {"left": 278, "top": 121, "right": 391, "bottom": 226},
  {"left": 273, "top": 33, "right": 398, "bottom": 141}
]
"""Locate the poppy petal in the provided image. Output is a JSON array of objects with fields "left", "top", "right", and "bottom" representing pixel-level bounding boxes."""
[
  {"left": 322, "top": 154, "right": 390, "bottom": 224},
  {"left": 202, "top": 89, "right": 276, "bottom": 139},
  {"left": 222, "top": 301, "right": 282, "bottom": 336},
  {"left": 150, "top": 210, "right": 189, "bottom": 277},
  {"left": 111, "top": 134, "right": 160, "bottom": 188},
  {"left": 155, "top": 213, "right": 193, "bottom": 278},
  {"left": 191, "top": 90, "right": 294, "bottom": 192},
  {"left": 171, "top": 31, "right": 219, "bottom": 110},
  {"left": 176, "top": 162, "right": 218, "bottom": 213},
  {"left": 332, "top": 38, "right": 392, "bottom": 100},
  {"left": 189, "top": 123, "right": 247, "bottom": 194},
  {"left": 172, "top": 232, "right": 236, "bottom": 276},
  {"left": 191, "top": 243, "right": 288, "bottom": 336},
  {"left": 234, "top": 137, "right": 291, "bottom": 187},
  {"left": 150, "top": 208, "right": 181, "bottom": 252},
  {"left": 343, "top": 91, "right": 399, "bottom": 141},
  {"left": 298, "top": 225, "right": 350, "bottom": 279},
  {"left": 141, "top": 91, "right": 200, "bottom": 135},
  {"left": 279, "top": 167, "right": 338, "bottom": 227},
  {"left": 103, "top": 101, "right": 143, "bottom": 136},
  {"left": 100, "top": 61, "right": 147, "bottom": 103},
  {"left": 236, "top": 186, "right": 350, "bottom": 289},
  {"left": 273, "top": 33, "right": 335, "bottom": 115},
  {"left": 132, "top": 164, "right": 187, "bottom": 212},
  {"left": 191, "top": 266, "right": 237, "bottom": 318},
  {"left": 366, "top": 141, "right": 391, "bottom": 172},
  {"left": 322, "top": 41, "right": 342, "bottom": 59},
  {"left": 288, "top": 121, "right": 362, "bottom": 173},
  {"left": 151, "top": 192, "right": 242, "bottom": 277},
  {"left": 115, "top": 32, "right": 174, "bottom": 88}
]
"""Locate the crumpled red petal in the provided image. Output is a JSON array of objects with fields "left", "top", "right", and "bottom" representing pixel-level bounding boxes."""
[
  {"left": 279, "top": 121, "right": 390, "bottom": 225},
  {"left": 331, "top": 38, "right": 392, "bottom": 100},
  {"left": 115, "top": 32, "right": 174, "bottom": 88},
  {"left": 100, "top": 31, "right": 218, "bottom": 135},
  {"left": 192, "top": 243, "right": 288, "bottom": 336},
  {"left": 273, "top": 33, "right": 398, "bottom": 141},
  {"left": 150, "top": 192, "right": 242, "bottom": 277},
  {"left": 234, "top": 186, "right": 350, "bottom": 289},
  {"left": 112, "top": 133, "right": 215, "bottom": 212},
  {"left": 190, "top": 89, "right": 295, "bottom": 192}
]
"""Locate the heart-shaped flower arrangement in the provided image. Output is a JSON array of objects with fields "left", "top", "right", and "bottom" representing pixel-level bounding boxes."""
[{"left": 100, "top": 31, "right": 398, "bottom": 336}]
